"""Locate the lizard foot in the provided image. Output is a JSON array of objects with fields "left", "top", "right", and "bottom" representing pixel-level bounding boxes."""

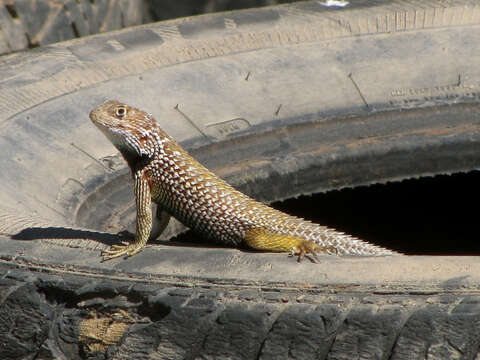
[
  {"left": 290, "top": 241, "right": 337, "bottom": 263},
  {"left": 101, "top": 243, "right": 144, "bottom": 261}
]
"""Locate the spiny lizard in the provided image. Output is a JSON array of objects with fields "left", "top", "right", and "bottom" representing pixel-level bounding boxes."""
[{"left": 90, "top": 100, "right": 398, "bottom": 261}]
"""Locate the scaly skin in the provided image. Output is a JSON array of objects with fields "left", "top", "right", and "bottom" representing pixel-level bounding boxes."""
[{"left": 90, "top": 100, "right": 398, "bottom": 261}]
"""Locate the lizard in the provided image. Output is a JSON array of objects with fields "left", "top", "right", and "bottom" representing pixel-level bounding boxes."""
[{"left": 90, "top": 100, "right": 398, "bottom": 261}]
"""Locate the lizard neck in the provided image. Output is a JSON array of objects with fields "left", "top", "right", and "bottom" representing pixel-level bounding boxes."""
[
  {"left": 113, "top": 127, "right": 171, "bottom": 173},
  {"left": 122, "top": 150, "right": 152, "bottom": 174}
]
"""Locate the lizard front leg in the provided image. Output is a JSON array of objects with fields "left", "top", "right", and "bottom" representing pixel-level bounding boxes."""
[{"left": 102, "top": 174, "right": 152, "bottom": 260}]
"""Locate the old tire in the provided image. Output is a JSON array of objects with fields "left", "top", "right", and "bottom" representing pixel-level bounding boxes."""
[
  {"left": 0, "top": 0, "right": 148, "bottom": 55},
  {"left": 1, "top": 0, "right": 480, "bottom": 358}
]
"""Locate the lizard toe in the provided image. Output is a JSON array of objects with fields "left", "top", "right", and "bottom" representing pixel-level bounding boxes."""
[
  {"left": 291, "top": 240, "right": 334, "bottom": 263},
  {"left": 101, "top": 243, "right": 144, "bottom": 261}
]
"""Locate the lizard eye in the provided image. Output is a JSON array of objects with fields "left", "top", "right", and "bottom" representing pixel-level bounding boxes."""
[{"left": 114, "top": 106, "right": 127, "bottom": 118}]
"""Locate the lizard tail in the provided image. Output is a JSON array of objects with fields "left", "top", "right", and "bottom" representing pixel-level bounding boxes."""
[
  {"left": 315, "top": 229, "right": 399, "bottom": 256},
  {"left": 270, "top": 217, "right": 399, "bottom": 256}
]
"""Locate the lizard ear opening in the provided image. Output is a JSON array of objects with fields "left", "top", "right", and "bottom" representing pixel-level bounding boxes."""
[{"left": 114, "top": 106, "right": 127, "bottom": 119}]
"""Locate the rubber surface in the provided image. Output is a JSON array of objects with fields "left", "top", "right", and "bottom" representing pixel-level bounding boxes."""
[
  {"left": 0, "top": 0, "right": 147, "bottom": 55},
  {"left": 2, "top": 0, "right": 480, "bottom": 358}
]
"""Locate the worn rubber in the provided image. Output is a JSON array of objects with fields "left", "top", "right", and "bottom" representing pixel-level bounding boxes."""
[
  {"left": 0, "top": 0, "right": 147, "bottom": 55},
  {"left": 1, "top": 0, "right": 480, "bottom": 358}
]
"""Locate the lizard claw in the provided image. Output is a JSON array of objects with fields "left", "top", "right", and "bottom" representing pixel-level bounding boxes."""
[
  {"left": 290, "top": 240, "right": 336, "bottom": 263},
  {"left": 101, "top": 243, "right": 144, "bottom": 261}
]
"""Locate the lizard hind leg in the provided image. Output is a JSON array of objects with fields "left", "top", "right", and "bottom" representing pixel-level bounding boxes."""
[{"left": 244, "top": 228, "right": 335, "bottom": 262}]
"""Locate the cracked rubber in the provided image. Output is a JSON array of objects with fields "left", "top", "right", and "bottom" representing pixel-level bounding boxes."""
[{"left": 2, "top": 0, "right": 480, "bottom": 358}]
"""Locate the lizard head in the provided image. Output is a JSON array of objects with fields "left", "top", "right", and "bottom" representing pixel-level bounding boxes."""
[{"left": 90, "top": 100, "right": 170, "bottom": 162}]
